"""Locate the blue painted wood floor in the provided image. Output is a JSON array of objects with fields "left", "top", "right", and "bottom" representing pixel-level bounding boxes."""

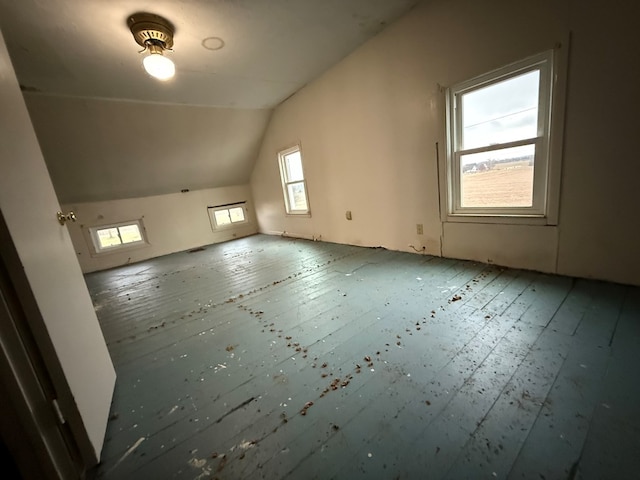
[{"left": 86, "top": 234, "right": 640, "bottom": 480}]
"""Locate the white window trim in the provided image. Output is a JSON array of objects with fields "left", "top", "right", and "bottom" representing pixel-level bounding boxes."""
[
  {"left": 441, "top": 45, "right": 568, "bottom": 225},
  {"left": 277, "top": 144, "right": 311, "bottom": 216},
  {"left": 87, "top": 219, "right": 148, "bottom": 255},
  {"left": 207, "top": 202, "right": 248, "bottom": 230}
]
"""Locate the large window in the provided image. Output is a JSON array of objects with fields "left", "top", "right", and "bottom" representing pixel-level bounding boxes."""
[
  {"left": 89, "top": 220, "right": 147, "bottom": 253},
  {"left": 277, "top": 145, "right": 310, "bottom": 215},
  {"left": 208, "top": 203, "right": 247, "bottom": 230},
  {"left": 445, "top": 51, "right": 555, "bottom": 218}
]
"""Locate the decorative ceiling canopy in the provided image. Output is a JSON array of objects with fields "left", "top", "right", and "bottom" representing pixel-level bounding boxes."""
[{"left": 128, "top": 12, "right": 176, "bottom": 81}]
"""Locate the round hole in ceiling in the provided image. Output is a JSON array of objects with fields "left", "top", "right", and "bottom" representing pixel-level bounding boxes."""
[{"left": 202, "top": 36, "right": 225, "bottom": 51}]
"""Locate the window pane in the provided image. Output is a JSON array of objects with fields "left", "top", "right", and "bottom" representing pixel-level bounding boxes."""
[
  {"left": 118, "top": 224, "right": 142, "bottom": 244},
  {"left": 229, "top": 207, "right": 245, "bottom": 223},
  {"left": 462, "top": 70, "right": 539, "bottom": 150},
  {"left": 460, "top": 144, "right": 535, "bottom": 208},
  {"left": 97, "top": 228, "right": 122, "bottom": 248},
  {"left": 287, "top": 182, "right": 308, "bottom": 211},
  {"left": 284, "top": 151, "right": 304, "bottom": 182},
  {"left": 214, "top": 210, "right": 232, "bottom": 226}
]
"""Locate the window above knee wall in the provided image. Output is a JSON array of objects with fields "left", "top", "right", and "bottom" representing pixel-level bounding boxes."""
[
  {"left": 87, "top": 219, "right": 148, "bottom": 255},
  {"left": 441, "top": 46, "right": 568, "bottom": 226}
]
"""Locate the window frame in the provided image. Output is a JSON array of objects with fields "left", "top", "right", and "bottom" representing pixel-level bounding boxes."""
[
  {"left": 207, "top": 202, "right": 248, "bottom": 230},
  {"left": 88, "top": 219, "right": 148, "bottom": 255},
  {"left": 444, "top": 50, "right": 559, "bottom": 222},
  {"left": 277, "top": 145, "right": 311, "bottom": 216}
]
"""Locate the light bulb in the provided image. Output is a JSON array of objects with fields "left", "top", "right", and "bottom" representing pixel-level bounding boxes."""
[{"left": 143, "top": 52, "right": 175, "bottom": 81}]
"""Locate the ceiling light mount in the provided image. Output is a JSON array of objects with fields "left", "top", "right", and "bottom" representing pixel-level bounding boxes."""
[
  {"left": 128, "top": 12, "right": 174, "bottom": 50},
  {"left": 128, "top": 12, "right": 176, "bottom": 80}
]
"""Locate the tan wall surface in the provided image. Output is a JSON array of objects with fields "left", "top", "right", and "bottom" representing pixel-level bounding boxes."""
[
  {"left": 251, "top": 0, "right": 640, "bottom": 285},
  {"left": 554, "top": 2, "right": 640, "bottom": 285},
  {"left": 64, "top": 185, "right": 258, "bottom": 273}
]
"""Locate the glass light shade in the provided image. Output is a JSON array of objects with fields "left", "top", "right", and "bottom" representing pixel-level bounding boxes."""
[{"left": 143, "top": 52, "right": 175, "bottom": 80}]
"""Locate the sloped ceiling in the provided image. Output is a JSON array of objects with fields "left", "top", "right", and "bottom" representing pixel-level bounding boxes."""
[
  {"left": 24, "top": 94, "right": 272, "bottom": 203},
  {"left": 0, "top": 0, "right": 419, "bottom": 202}
]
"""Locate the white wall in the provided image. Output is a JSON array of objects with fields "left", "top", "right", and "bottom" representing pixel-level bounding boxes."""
[
  {"left": 554, "top": 2, "right": 640, "bottom": 286},
  {"left": 24, "top": 94, "right": 271, "bottom": 203},
  {"left": 251, "top": 0, "right": 640, "bottom": 286},
  {"left": 64, "top": 185, "right": 258, "bottom": 273},
  {"left": 0, "top": 30, "right": 115, "bottom": 461}
]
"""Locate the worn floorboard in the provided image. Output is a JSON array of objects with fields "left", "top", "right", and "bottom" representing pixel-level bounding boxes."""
[{"left": 86, "top": 235, "right": 640, "bottom": 480}]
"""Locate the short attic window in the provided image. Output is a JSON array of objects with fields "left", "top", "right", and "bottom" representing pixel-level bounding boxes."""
[
  {"left": 208, "top": 203, "right": 247, "bottom": 230},
  {"left": 89, "top": 220, "right": 147, "bottom": 253}
]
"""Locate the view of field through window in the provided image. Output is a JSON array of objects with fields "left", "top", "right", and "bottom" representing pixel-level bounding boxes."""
[
  {"left": 461, "top": 157, "right": 534, "bottom": 207},
  {"left": 287, "top": 182, "right": 308, "bottom": 211},
  {"left": 457, "top": 69, "right": 539, "bottom": 209}
]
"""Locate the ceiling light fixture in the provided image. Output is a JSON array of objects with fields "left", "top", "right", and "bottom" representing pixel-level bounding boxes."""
[{"left": 128, "top": 12, "right": 176, "bottom": 81}]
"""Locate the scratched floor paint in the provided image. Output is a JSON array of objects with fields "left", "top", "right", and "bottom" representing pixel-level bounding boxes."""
[{"left": 86, "top": 235, "right": 640, "bottom": 480}]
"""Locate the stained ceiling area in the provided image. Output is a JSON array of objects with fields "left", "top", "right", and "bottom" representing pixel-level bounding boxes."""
[{"left": 0, "top": 0, "right": 420, "bottom": 202}]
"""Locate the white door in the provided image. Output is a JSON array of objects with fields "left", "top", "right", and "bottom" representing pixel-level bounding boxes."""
[{"left": 0, "top": 29, "right": 115, "bottom": 466}]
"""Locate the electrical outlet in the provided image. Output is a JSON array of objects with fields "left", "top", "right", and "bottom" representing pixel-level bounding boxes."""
[{"left": 416, "top": 223, "right": 423, "bottom": 235}]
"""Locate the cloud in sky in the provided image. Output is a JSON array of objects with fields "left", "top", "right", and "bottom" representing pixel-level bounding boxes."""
[{"left": 461, "top": 69, "right": 539, "bottom": 152}]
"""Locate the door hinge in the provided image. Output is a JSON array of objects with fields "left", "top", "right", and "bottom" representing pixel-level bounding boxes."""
[{"left": 52, "top": 398, "right": 66, "bottom": 425}]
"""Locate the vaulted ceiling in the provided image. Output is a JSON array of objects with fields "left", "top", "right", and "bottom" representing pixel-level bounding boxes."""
[{"left": 0, "top": 0, "right": 419, "bottom": 202}]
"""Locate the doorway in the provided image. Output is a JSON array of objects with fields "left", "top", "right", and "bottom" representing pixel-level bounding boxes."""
[{"left": 0, "top": 212, "right": 85, "bottom": 479}]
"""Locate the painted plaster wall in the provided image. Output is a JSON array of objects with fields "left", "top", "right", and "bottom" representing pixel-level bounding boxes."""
[
  {"left": 64, "top": 185, "right": 258, "bottom": 273},
  {"left": 24, "top": 94, "right": 271, "bottom": 203},
  {"left": 0, "top": 30, "right": 115, "bottom": 459},
  {"left": 554, "top": 2, "right": 640, "bottom": 286},
  {"left": 251, "top": 0, "right": 640, "bottom": 286}
]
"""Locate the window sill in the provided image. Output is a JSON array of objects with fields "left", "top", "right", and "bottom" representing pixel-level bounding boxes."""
[
  {"left": 444, "top": 214, "right": 556, "bottom": 226},
  {"left": 285, "top": 212, "right": 311, "bottom": 218}
]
